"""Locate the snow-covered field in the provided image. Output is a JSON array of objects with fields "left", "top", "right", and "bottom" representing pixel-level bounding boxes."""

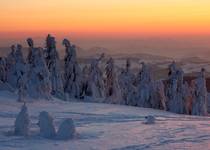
[{"left": 0, "top": 91, "right": 210, "bottom": 150}]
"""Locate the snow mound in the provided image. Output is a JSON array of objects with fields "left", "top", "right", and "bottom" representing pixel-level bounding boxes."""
[
  {"left": 56, "top": 118, "right": 76, "bottom": 140},
  {"left": 143, "top": 115, "right": 156, "bottom": 124},
  {"left": 14, "top": 104, "right": 30, "bottom": 136},
  {"left": 38, "top": 111, "right": 56, "bottom": 139}
]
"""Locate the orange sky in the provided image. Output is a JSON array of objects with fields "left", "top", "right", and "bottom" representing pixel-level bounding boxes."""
[{"left": 0, "top": 0, "right": 210, "bottom": 36}]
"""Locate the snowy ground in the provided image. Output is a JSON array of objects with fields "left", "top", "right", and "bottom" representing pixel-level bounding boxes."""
[{"left": 0, "top": 91, "right": 210, "bottom": 150}]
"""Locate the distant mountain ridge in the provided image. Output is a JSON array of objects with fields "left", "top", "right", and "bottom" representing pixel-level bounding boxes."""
[{"left": 0, "top": 46, "right": 209, "bottom": 65}]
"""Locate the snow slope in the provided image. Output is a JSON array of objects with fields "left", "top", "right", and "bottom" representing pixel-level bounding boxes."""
[{"left": 0, "top": 91, "right": 210, "bottom": 150}]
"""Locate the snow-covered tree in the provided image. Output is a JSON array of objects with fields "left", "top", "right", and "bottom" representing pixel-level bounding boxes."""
[
  {"left": 6, "top": 45, "right": 16, "bottom": 70},
  {"left": 17, "top": 72, "right": 27, "bottom": 102},
  {"left": 6, "top": 44, "right": 27, "bottom": 89},
  {"left": 118, "top": 59, "right": 136, "bottom": 105},
  {"left": 26, "top": 38, "right": 34, "bottom": 64},
  {"left": 134, "top": 62, "right": 167, "bottom": 110},
  {"left": 63, "top": 39, "right": 82, "bottom": 99},
  {"left": 191, "top": 68, "right": 208, "bottom": 116},
  {"left": 182, "top": 81, "right": 193, "bottom": 115},
  {"left": 26, "top": 38, "right": 52, "bottom": 99},
  {"left": 104, "top": 58, "right": 121, "bottom": 103},
  {"left": 136, "top": 62, "right": 154, "bottom": 108},
  {"left": 166, "top": 62, "right": 185, "bottom": 114},
  {"left": 38, "top": 111, "right": 56, "bottom": 138},
  {"left": 80, "top": 65, "right": 92, "bottom": 98},
  {"left": 88, "top": 53, "right": 105, "bottom": 99},
  {"left": 0, "top": 45, "right": 17, "bottom": 92},
  {"left": 104, "top": 58, "right": 114, "bottom": 97},
  {"left": 175, "top": 69, "right": 185, "bottom": 113},
  {"left": 14, "top": 103, "right": 30, "bottom": 136},
  {"left": 0, "top": 57, "right": 7, "bottom": 82},
  {"left": 6, "top": 45, "right": 16, "bottom": 85},
  {"left": 45, "top": 34, "right": 64, "bottom": 98},
  {"left": 15, "top": 44, "right": 25, "bottom": 64},
  {"left": 151, "top": 80, "right": 167, "bottom": 110}
]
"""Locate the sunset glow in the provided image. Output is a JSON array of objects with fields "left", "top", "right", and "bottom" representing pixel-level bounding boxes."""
[{"left": 0, "top": 0, "right": 210, "bottom": 36}]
